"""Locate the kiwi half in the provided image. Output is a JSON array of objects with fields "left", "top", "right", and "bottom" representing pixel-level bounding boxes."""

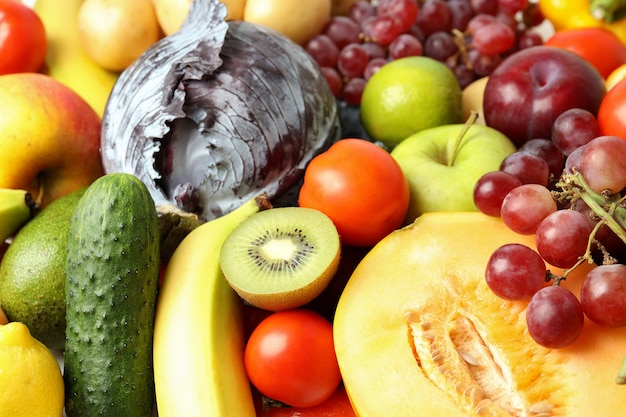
[{"left": 220, "top": 206, "right": 341, "bottom": 311}]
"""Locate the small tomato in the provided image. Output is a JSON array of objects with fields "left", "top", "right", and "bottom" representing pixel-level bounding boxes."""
[
  {"left": 0, "top": 0, "right": 47, "bottom": 75},
  {"left": 254, "top": 384, "right": 357, "bottom": 417},
  {"left": 244, "top": 309, "right": 341, "bottom": 408},
  {"left": 544, "top": 27, "right": 626, "bottom": 79},
  {"left": 298, "top": 138, "right": 410, "bottom": 247},
  {"left": 598, "top": 77, "right": 626, "bottom": 141}
]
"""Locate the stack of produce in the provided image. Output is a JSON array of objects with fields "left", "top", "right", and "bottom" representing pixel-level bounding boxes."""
[{"left": 1, "top": 0, "right": 626, "bottom": 416}]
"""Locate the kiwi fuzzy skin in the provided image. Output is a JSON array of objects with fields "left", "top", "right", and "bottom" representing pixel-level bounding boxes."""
[{"left": 220, "top": 207, "right": 341, "bottom": 311}]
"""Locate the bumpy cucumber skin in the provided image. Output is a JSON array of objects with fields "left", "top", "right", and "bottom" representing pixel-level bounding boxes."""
[{"left": 64, "top": 173, "right": 160, "bottom": 417}]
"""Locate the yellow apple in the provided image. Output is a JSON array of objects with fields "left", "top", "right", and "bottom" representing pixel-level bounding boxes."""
[
  {"left": 0, "top": 73, "right": 104, "bottom": 208},
  {"left": 153, "top": 0, "right": 246, "bottom": 36},
  {"left": 243, "top": 0, "right": 331, "bottom": 45}
]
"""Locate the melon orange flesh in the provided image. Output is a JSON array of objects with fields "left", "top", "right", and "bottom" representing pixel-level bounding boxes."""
[{"left": 334, "top": 212, "right": 626, "bottom": 417}]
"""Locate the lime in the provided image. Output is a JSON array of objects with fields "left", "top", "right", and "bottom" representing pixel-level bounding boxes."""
[{"left": 360, "top": 56, "right": 463, "bottom": 149}]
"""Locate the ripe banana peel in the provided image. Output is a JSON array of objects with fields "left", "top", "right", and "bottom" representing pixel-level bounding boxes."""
[
  {"left": 34, "top": 0, "right": 119, "bottom": 117},
  {"left": 153, "top": 195, "right": 269, "bottom": 417},
  {"left": 0, "top": 189, "right": 36, "bottom": 242}
]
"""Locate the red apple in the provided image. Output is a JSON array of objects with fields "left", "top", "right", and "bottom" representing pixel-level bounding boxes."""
[
  {"left": 0, "top": 73, "right": 104, "bottom": 208},
  {"left": 483, "top": 46, "right": 606, "bottom": 148}
]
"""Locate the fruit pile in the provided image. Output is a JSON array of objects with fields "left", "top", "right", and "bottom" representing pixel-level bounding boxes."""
[
  {"left": 3, "top": 0, "right": 626, "bottom": 416},
  {"left": 304, "top": 0, "right": 546, "bottom": 104},
  {"left": 476, "top": 109, "right": 626, "bottom": 349}
]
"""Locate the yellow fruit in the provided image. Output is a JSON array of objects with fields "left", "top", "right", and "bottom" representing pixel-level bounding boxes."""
[
  {"left": 243, "top": 0, "right": 331, "bottom": 45},
  {"left": 461, "top": 76, "right": 488, "bottom": 125},
  {"left": 360, "top": 56, "right": 463, "bottom": 149},
  {"left": 152, "top": 0, "right": 245, "bottom": 36},
  {"left": 334, "top": 212, "right": 626, "bottom": 416},
  {"left": 0, "top": 322, "right": 64, "bottom": 417},
  {"left": 606, "top": 63, "right": 626, "bottom": 91},
  {"left": 331, "top": 0, "right": 358, "bottom": 15},
  {"left": 78, "top": 0, "right": 162, "bottom": 72}
]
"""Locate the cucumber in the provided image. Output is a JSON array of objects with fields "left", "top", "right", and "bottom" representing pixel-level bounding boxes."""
[{"left": 64, "top": 173, "right": 160, "bottom": 417}]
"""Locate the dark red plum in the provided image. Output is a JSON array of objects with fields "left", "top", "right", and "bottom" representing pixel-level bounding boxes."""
[{"left": 483, "top": 46, "right": 606, "bottom": 148}]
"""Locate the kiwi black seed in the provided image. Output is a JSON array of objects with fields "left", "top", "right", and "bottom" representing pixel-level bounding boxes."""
[{"left": 219, "top": 206, "right": 341, "bottom": 311}]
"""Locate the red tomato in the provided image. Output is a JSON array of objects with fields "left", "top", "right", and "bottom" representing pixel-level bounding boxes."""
[
  {"left": 254, "top": 384, "right": 357, "bottom": 417},
  {"left": 0, "top": 0, "right": 47, "bottom": 75},
  {"left": 544, "top": 27, "right": 626, "bottom": 79},
  {"left": 244, "top": 309, "right": 342, "bottom": 408},
  {"left": 598, "top": 77, "right": 626, "bottom": 141},
  {"left": 298, "top": 138, "right": 410, "bottom": 247}
]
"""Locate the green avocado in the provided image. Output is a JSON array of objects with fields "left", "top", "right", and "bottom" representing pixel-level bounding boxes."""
[{"left": 0, "top": 188, "right": 86, "bottom": 349}]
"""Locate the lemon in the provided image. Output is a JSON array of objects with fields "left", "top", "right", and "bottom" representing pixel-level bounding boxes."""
[
  {"left": 0, "top": 322, "right": 64, "bottom": 417},
  {"left": 360, "top": 56, "right": 463, "bottom": 149}
]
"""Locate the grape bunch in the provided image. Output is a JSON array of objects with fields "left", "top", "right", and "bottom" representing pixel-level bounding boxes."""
[
  {"left": 473, "top": 108, "right": 626, "bottom": 351},
  {"left": 304, "top": 0, "right": 546, "bottom": 105}
]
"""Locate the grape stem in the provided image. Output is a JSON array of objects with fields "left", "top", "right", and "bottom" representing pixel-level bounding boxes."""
[
  {"left": 555, "top": 171, "right": 626, "bottom": 246},
  {"left": 546, "top": 171, "right": 626, "bottom": 282},
  {"left": 449, "top": 111, "right": 478, "bottom": 167}
]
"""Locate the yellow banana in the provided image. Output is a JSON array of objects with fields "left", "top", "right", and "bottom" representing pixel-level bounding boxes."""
[
  {"left": 34, "top": 0, "right": 119, "bottom": 117},
  {"left": 153, "top": 196, "right": 268, "bottom": 417},
  {"left": 0, "top": 189, "right": 35, "bottom": 243}
]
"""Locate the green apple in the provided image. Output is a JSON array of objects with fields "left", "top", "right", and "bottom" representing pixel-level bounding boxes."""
[{"left": 390, "top": 122, "right": 517, "bottom": 223}]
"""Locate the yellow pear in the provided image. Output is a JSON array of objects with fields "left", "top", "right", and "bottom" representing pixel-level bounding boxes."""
[
  {"left": 462, "top": 76, "right": 488, "bottom": 125},
  {"left": 78, "top": 0, "right": 162, "bottom": 72},
  {"left": 243, "top": 0, "right": 331, "bottom": 45}
]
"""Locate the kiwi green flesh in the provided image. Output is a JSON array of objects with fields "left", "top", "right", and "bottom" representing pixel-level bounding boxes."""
[{"left": 220, "top": 207, "right": 341, "bottom": 311}]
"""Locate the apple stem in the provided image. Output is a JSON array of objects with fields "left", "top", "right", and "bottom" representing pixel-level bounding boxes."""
[{"left": 449, "top": 111, "right": 478, "bottom": 167}]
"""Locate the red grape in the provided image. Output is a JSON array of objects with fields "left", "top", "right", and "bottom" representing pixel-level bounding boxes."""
[
  {"left": 342, "top": 77, "right": 366, "bottom": 105},
  {"left": 497, "top": 0, "right": 528, "bottom": 16},
  {"left": 535, "top": 209, "right": 593, "bottom": 269},
  {"left": 499, "top": 151, "right": 550, "bottom": 186},
  {"left": 448, "top": 0, "right": 474, "bottom": 31},
  {"left": 551, "top": 108, "right": 600, "bottom": 156},
  {"left": 526, "top": 285, "right": 584, "bottom": 348},
  {"left": 388, "top": 33, "right": 423, "bottom": 59},
  {"left": 471, "top": 0, "right": 499, "bottom": 15},
  {"left": 320, "top": 67, "right": 342, "bottom": 98},
  {"left": 485, "top": 243, "right": 547, "bottom": 300},
  {"left": 363, "top": 57, "right": 388, "bottom": 80},
  {"left": 471, "top": 21, "right": 516, "bottom": 56},
  {"left": 337, "top": 43, "right": 369, "bottom": 79},
  {"left": 416, "top": 0, "right": 452, "bottom": 37},
  {"left": 378, "top": 0, "right": 419, "bottom": 33},
  {"left": 368, "top": 15, "right": 404, "bottom": 46},
  {"left": 579, "top": 135, "right": 626, "bottom": 195},
  {"left": 500, "top": 183, "right": 557, "bottom": 235},
  {"left": 580, "top": 264, "right": 626, "bottom": 327},
  {"left": 323, "top": 16, "right": 361, "bottom": 50},
  {"left": 518, "top": 138, "right": 565, "bottom": 180},
  {"left": 348, "top": 0, "right": 376, "bottom": 23},
  {"left": 473, "top": 170, "right": 522, "bottom": 216},
  {"left": 423, "top": 31, "right": 458, "bottom": 62},
  {"left": 305, "top": 34, "right": 340, "bottom": 68}
]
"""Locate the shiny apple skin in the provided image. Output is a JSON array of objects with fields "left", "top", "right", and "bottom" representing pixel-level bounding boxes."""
[{"left": 483, "top": 46, "right": 606, "bottom": 148}]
